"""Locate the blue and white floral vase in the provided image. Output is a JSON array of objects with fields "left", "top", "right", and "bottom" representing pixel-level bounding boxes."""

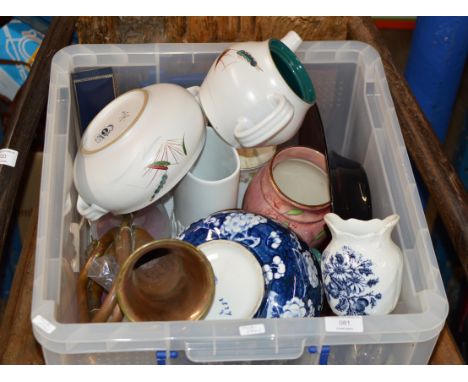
[{"left": 321, "top": 213, "right": 403, "bottom": 316}]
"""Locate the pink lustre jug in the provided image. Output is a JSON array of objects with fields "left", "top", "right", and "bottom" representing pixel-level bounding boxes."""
[{"left": 242, "top": 146, "right": 331, "bottom": 247}]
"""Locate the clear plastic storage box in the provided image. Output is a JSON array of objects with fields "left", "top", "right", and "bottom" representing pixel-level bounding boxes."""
[{"left": 31, "top": 41, "right": 448, "bottom": 364}]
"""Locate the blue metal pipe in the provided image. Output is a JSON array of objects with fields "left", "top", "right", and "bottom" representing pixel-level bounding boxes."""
[{"left": 405, "top": 16, "right": 468, "bottom": 142}]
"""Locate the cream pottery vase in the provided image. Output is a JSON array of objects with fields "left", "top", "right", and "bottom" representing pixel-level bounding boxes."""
[{"left": 321, "top": 213, "right": 403, "bottom": 316}]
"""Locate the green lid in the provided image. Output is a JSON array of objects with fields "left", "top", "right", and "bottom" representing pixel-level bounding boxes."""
[{"left": 269, "top": 38, "right": 316, "bottom": 104}]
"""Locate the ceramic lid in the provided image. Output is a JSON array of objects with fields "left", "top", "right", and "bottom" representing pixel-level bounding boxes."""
[{"left": 198, "top": 240, "right": 264, "bottom": 320}]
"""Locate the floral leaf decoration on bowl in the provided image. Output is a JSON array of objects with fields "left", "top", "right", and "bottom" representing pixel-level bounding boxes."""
[{"left": 284, "top": 209, "right": 304, "bottom": 216}]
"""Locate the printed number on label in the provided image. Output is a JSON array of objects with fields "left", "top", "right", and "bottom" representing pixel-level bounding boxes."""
[
  {"left": 239, "top": 324, "right": 265, "bottom": 336},
  {"left": 325, "top": 316, "right": 363, "bottom": 333}
]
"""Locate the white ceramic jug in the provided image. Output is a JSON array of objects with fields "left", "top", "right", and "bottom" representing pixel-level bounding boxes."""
[{"left": 321, "top": 213, "right": 403, "bottom": 316}]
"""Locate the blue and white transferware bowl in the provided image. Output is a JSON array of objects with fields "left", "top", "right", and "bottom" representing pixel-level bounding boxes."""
[{"left": 178, "top": 210, "right": 323, "bottom": 318}]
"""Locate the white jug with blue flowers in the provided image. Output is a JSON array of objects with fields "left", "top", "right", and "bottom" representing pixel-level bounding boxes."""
[{"left": 321, "top": 213, "right": 403, "bottom": 316}]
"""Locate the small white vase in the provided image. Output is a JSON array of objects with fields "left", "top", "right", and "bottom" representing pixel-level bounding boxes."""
[{"left": 321, "top": 213, "right": 403, "bottom": 316}]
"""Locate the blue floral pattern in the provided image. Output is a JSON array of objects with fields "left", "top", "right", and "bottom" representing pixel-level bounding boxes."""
[
  {"left": 267, "top": 231, "right": 282, "bottom": 249},
  {"left": 262, "top": 256, "right": 286, "bottom": 285},
  {"left": 179, "top": 211, "right": 323, "bottom": 318},
  {"left": 218, "top": 297, "right": 233, "bottom": 316},
  {"left": 322, "top": 245, "right": 381, "bottom": 315},
  {"left": 281, "top": 297, "right": 307, "bottom": 318},
  {"left": 302, "top": 250, "right": 320, "bottom": 288}
]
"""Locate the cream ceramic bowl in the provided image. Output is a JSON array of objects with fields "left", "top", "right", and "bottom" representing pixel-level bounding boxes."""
[{"left": 73, "top": 83, "right": 206, "bottom": 221}]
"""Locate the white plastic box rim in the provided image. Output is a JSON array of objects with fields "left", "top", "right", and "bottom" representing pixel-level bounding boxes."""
[{"left": 31, "top": 41, "right": 448, "bottom": 363}]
